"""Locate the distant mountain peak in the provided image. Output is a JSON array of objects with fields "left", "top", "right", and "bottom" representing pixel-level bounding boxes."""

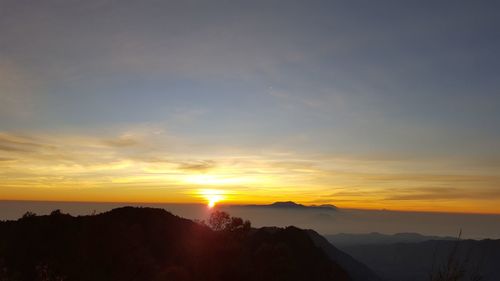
[
  {"left": 254, "top": 201, "right": 338, "bottom": 210},
  {"left": 315, "top": 204, "right": 338, "bottom": 209},
  {"left": 269, "top": 201, "right": 306, "bottom": 208}
]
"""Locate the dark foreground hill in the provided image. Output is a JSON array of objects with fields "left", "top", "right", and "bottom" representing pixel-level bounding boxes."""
[{"left": 0, "top": 207, "right": 353, "bottom": 281}]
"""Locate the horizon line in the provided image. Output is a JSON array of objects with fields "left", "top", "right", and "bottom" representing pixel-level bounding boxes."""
[{"left": 2, "top": 199, "right": 500, "bottom": 216}]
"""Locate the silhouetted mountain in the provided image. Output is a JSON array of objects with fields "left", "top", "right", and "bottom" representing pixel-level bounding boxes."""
[
  {"left": 270, "top": 201, "right": 307, "bottom": 208},
  {"left": 306, "top": 230, "right": 383, "bottom": 281},
  {"left": 326, "top": 232, "right": 456, "bottom": 247},
  {"left": 315, "top": 204, "right": 338, "bottom": 210},
  {"left": 245, "top": 201, "right": 338, "bottom": 211},
  {"left": 0, "top": 207, "right": 351, "bottom": 281},
  {"left": 341, "top": 239, "right": 500, "bottom": 281}
]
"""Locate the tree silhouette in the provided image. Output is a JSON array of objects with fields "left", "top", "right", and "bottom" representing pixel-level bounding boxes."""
[
  {"left": 21, "top": 211, "right": 36, "bottom": 219},
  {"left": 50, "top": 210, "right": 62, "bottom": 216},
  {"left": 208, "top": 211, "right": 231, "bottom": 231},
  {"left": 207, "top": 211, "right": 251, "bottom": 233}
]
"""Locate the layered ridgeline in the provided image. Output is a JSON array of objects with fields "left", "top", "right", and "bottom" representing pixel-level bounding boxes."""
[
  {"left": 325, "top": 232, "right": 456, "bottom": 248},
  {"left": 0, "top": 207, "right": 378, "bottom": 281},
  {"left": 328, "top": 234, "right": 500, "bottom": 281}
]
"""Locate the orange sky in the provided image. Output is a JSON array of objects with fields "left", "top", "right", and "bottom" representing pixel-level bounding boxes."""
[{"left": 1, "top": 131, "right": 499, "bottom": 214}]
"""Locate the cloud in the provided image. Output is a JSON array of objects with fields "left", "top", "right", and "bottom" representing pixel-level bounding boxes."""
[
  {"left": 267, "top": 160, "right": 317, "bottom": 170},
  {"left": 0, "top": 133, "right": 52, "bottom": 153},
  {"left": 0, "top": 144, "right": 31, "bottom": 153},
  {"left": 362, "top": 174, "right": 500, "bottom": 183},
  {"left": 178, "top": 160, "right": 216, "bottom": 172},
  {"left": 385, "top": 187, "right": 500, "bottom": 201},
  {"left": 0, "top": 157, "right": 15, "bottom": 162},
  {"left": 101, "top": 135, "right": 140, "bottom": 147}
]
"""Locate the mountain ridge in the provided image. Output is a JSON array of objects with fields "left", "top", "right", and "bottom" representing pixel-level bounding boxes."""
[
  {"left": 326, "top": 232, "right": 456, "bottom": 247},
  {"left": 341, "top": 239, "right": 500, "bottom": 281}
]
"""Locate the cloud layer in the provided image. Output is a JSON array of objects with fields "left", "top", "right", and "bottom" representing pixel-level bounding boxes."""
[{"left": 1, "top": 128, "right": 499, "bottom": 213}]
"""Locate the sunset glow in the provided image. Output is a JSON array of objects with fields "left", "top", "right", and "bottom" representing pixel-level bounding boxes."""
[{"left": 0, "top": 132, "right": 499, "bottom": 214}]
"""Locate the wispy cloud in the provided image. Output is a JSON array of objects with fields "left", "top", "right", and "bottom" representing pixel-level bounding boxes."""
[
  {"left": 178, "top": 160, "right": 216, "bottom": 172},
  {"left": 0, "top": 133, "right": 53, "bottom": 152},
  {"left": 101, "top": 135, "right": 141, "bottom": 148},
  {"left": 385, "top": 187, "right": 500, "bottom": 201}
]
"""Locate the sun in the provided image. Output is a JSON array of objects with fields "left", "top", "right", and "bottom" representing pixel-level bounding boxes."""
[
  {"left": 199, "top": 189, "right": 225, "bottom": 208},
  {"left": 207, "top": 195, "right": 222, "bottom": 208}
]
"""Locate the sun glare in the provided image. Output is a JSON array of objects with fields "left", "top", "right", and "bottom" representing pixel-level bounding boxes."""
[{"left": 199, "top": 189, "right": 225, "bottom": 208}]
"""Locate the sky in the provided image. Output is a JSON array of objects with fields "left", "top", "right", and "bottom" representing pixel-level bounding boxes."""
[{"left": 1, "top": 0, "right": 500, "bottom": 214}]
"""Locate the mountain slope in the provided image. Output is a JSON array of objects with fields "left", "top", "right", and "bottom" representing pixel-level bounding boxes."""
[
  {"left": 307, "top": 230, "right": 383, "bottom": 281},
  {"left": 326, "top": 232, "right": 455, "bottom": 247},
  {"left": 341, "top": 239, "right": 500, "bottom": 281},
  {"left": 0, "top": 207, "right": 351, "bottom": 281}
]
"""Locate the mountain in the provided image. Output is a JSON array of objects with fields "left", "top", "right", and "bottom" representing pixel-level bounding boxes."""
[
  {"left": 325, "top": 232, "right": 456, "bottom": 247},
  {"left": 245, "top": 201, "right": 338, "bottom": 211},
  {"left": 0, "top": 207, "right": 351, "bottom": 281},
  {"left": 306, "top": 230, "right": 383, "bottom": 281},
  {"left": 340, "top": 239, "right": 500, "bottom": 281},
  {"left": 270, "top": 201, "right": 307, "bottom": 208}
]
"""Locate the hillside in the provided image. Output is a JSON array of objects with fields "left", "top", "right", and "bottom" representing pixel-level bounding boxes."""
[
  {"left": 307, "top": 231, "right": 382, "bottom": 281},
  {"left": 326, "top": 232, "right": 456, "bottom": 247},
  {"left": 0, "top": 207, "right": 352, "bottom": 281},
  {"left": 341, "top": 239, "right": 500, "bottom": 281}
]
